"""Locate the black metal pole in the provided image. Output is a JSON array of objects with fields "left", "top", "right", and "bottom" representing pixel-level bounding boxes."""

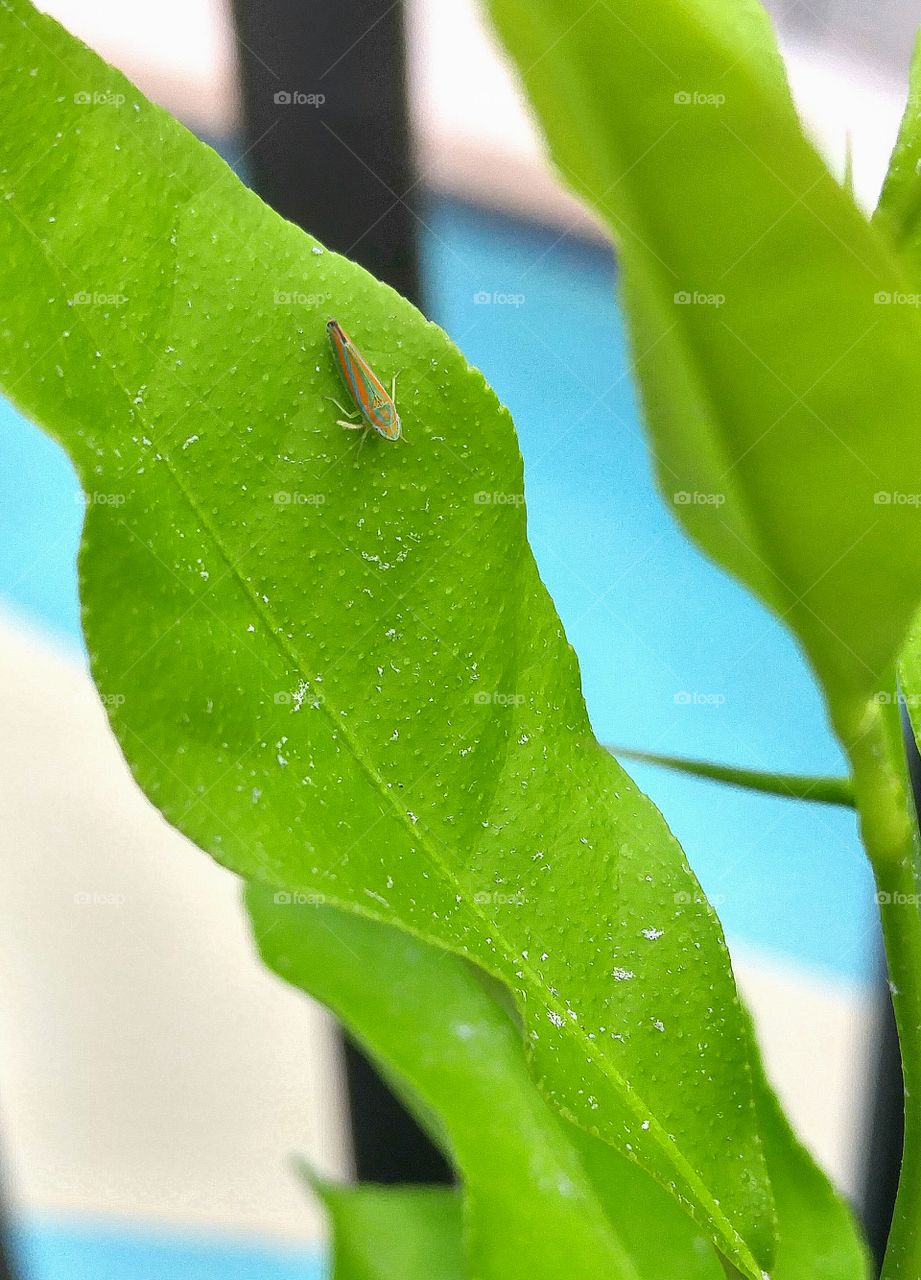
[
  {"left": 230, "top": 0, "right": 420, "bottom": 303},
  {"left": 861, "top": 982, "right": 902, "bottom": 1274},
  {"left": 229, "top": 0, "right": 451, "bottom": 1186}
]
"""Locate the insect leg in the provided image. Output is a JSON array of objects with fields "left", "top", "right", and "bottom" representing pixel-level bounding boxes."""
[{"left": 326, "top": 395, "right": 362, "bottom": 421}]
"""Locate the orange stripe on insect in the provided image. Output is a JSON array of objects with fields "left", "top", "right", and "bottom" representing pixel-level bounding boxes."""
[{"left": 326, "top": 319, "right": 402, "bottom": 442}]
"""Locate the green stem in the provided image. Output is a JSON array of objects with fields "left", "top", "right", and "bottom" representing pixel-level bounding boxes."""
[
  {"left": 841, "top": 690, "right": 921, "bottom": 1280},
  {"left": 608, "top": 746, "right": 855, "bottom": 808}
]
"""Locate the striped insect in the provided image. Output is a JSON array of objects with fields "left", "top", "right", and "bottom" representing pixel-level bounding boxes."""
[{"left": 326, "top": 319, "right": 402, "bottom": 442}]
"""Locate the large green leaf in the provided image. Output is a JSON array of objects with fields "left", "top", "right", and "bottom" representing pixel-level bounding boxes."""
[
  {"left": 250, "top": 886, "right": 644, "bottom": 1280},
  {"left": 0, "top": 2, "right": 775, "bottom": 1273},
  {"left": 483, "top": 0, "right": 921, "bottom": 729},
  {"left": 249, "top": 889, "right": 869, "bottom": 1280},
  {"left": 313, "top": 1182, "right": 465, "bottom": 1280},
  {"left": 754, "top": 1070, "right": 871, "bottom": 1280},
  {"left": 877, "top": 39, "right": 921, "bottom": 749}
]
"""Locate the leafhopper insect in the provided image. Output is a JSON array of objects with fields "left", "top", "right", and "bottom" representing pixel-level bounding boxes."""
[{"left": 326, "top": 319, "right": 402, "bottom": 442}]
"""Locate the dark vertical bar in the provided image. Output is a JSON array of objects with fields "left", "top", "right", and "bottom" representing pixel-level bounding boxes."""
[
  {"left": 229, "top": 0, "right": 450, "bottom": 1186},
  {"left": 861, "top": 986, "right": 902, "bottom": 1274},
  {"left": 230, "top": 0, "right": 420, "bottom": 303}
]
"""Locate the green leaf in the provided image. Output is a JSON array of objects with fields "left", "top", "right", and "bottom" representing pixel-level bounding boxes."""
[
  {"left": 752, "top": 1064, "right": 871, "bottom": 1280},
  {"left": 249, "top": 886, "right": 645, "bottom": 1280},
  {"left": 875, "top": 33, "right": 921, "bottom": 262},
  {"left": 610, "top": 747, "right": 855, "bottom": 807},
  {"left": 249, "top": 890, "right": 869, "bottom": 1280},
  {"left": 483, "top": 0, "right": 921, "bottom": 729},
  {"left": 312, "top": 1181, "right": 465, "bottom": 1280},
  {"left": 875, "top": 23, "right": 921, "bottom": 822},
  {"left": 0, "top": 3, "right": 774, "bottom": 1271},
  {"left": 578, "top": 1083, "right": 870, "bottom": 1280}
]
